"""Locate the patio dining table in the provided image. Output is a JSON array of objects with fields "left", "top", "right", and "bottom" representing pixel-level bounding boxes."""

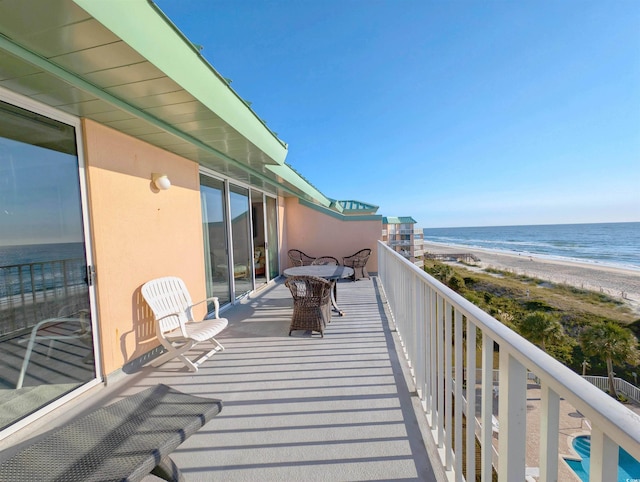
[{"left": 283, "top": 265, "right": 354, "bottom": 316}]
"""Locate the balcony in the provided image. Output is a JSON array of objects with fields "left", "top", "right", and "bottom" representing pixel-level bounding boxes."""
[{"left": 2, "top": 243, "right": 639, "bottom": 481}]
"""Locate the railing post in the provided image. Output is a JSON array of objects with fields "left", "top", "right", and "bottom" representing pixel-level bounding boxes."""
[
  {"left": 430, "top": 288, "right": 438, "bottom": 425},
  {"left": 589, "top": 427, "right": 618, "bottom": 482},
  {"left": 454, "top": 310, "right": 463, "bottom": 481},
  {"left": 415, "top": 276, "right": 425, "bottom": 401},
  {"left": 481, "top": 333, "right": 494, "bottom": 482},
  {"left": 421, "top": 283, "right": 431, "bottom": 413},
  {"left": 445, "top": 301, "right": 453, "bottom": 469},
  {"left": 498, "top": 351, "right": 527, "bottom": 481},
  {"left": 466, "top": 321, "right": 477, "bottom": 482},
  {"left": 539, "top": 382, "right": 559, "bottom": 482},
  {"left": 436, "top": 295, "right": 445, "bottom": 446}
]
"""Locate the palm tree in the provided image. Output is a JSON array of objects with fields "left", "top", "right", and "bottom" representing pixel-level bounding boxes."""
[
  {"left": 580, "top": 321, "right": 640, "bottom": 398},
  {"left": 517, "top": 312, "right": 573, "bottom": 360}
]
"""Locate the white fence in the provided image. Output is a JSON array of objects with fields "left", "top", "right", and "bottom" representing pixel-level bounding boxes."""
[
  {"left": 377, "top": 241, "right": 640, "bottom": 482},
  {"left": 583, "top": 376, "right": 640, "bottom": 403}
]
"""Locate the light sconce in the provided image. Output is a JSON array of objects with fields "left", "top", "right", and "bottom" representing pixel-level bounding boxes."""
[{"left": 151, "top": 173, "right": 171, "bottom": 191}]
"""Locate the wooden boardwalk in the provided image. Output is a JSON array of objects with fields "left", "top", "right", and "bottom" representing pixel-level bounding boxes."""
[{"left": 424, "top": 252, "right": 480, "bottom": 263}]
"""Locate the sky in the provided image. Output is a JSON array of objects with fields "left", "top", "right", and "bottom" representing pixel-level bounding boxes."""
[{"left": 155, "top": 0, "right": 640, "bottom": 228}]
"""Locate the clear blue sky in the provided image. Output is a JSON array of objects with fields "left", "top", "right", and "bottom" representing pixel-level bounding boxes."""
[{"left": 155, "top": 0, "right": 640, "bottom": 228}]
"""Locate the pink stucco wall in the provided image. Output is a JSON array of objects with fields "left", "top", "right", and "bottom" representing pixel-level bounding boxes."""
[
  {"left": 282, "top": 198, "right": 381, "bottom": 271},
  {"left": 82, "top": 120, "right": 207, "bottom": 375},
  {"left": 81, "top": 120, "right": 380, "bottom": 377}
]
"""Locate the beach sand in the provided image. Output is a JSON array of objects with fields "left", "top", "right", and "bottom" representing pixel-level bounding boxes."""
[{"left": 422, "top": 242, "right": 640, "bottom": 316}]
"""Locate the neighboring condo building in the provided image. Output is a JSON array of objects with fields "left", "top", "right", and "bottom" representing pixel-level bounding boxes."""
[{"left": 382, "top": 217, "right": 424, "bottom": 268}]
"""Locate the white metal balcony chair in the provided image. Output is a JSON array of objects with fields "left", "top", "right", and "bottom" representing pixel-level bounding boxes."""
[{"left": 141, "top": 276, "right": 228, "bottom": 372}]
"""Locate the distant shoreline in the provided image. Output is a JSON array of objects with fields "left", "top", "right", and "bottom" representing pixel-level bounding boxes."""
[{"left": 423, "top": 241, "right": 640, "bottom": 315}]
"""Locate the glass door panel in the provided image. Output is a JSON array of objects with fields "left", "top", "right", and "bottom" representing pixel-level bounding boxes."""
[
  {"left": 229, "top": 185, "right": 251, "bottom": 298},
  {"left": 266, "top": 196, "right": 279, "bottom": 280},
  {"left": 0, "top": 100, "right": 94, "bottom": 430},
  {"left": 200, "top": 175, "right": 231, "bottom": 307},
  {"left": 250, "top": 190, "right": 266, "bottom": 286}
]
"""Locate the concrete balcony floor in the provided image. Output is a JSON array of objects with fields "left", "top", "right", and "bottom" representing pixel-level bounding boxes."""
[{"left": 5, "top": 277, "right": 441, "bottom": 481}]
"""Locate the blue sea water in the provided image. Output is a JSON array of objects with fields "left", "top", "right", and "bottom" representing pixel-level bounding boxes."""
[
  {"left": 0, "top": 242, "right": 85, "bottom": 267},
  {"left": 0, "top": 242, "right": 87, "bottom": 298},
  {"left": 423, "top": 222, "right": 640, "bottom": 271}
]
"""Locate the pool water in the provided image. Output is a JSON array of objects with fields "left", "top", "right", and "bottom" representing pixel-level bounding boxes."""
[{"left": 564, "top": 436, "right": 640, "bottom": 482}]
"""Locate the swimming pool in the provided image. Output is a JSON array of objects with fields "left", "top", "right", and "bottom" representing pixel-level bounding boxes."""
[{"left": 564, "top": 435, "right": 640, "bottom": 482}]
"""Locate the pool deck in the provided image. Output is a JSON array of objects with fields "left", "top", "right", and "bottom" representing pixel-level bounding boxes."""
[{"left": 520, "top": 384, "right": 640, "bottom": 481}]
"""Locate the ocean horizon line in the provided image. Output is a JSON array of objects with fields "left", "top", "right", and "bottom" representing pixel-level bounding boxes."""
[{"left": 421, "top": 220, "right": 639, "bottom": 230}]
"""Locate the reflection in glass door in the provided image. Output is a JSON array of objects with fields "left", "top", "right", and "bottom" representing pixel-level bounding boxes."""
[
  {"left": 0, "top": 100, "right": 95, "bottom": 431},
  {"left": 229, "top": 185, "right": 252, "bottom": 298},
  {"left": 200, "top": 176, "right": 231, "bottom": 307},
  {"left": 250, "top": 190, "right": 266, "bottom": 286},
  {"left": 266, "top": 196, "right": 279, "bottom": 280}
]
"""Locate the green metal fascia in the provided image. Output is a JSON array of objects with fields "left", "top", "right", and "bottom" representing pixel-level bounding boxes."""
[
  {"left": 0, "top": 33, "right": 307, "bottom": 198},
  {"left": 299, "top": 199, "right": 383, "bottom": 222},
  {"left": 328, "top": 199, "right": 345, "bottom": 213},
  {"left": 383, "top": 216, "right": 417, "bottom": 224},
  {"left": 267, "top": 165, "right": 332, "bottom": 207},
  {"left": 74, "top": 0, "right": 288, "bottom": 165}
]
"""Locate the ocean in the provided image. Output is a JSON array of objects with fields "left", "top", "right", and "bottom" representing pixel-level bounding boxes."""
[
  {"left": 423, "top": 222, "right": 640, "bottom": 271},
  {"left": 0, "top": 242, "right": 87, "bottom": 298}
]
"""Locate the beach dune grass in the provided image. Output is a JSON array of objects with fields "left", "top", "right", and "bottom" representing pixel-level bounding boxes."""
[
  {"left": 425, "top": 260, "right": 637, "bottom": 325},
  {"left": 423, "top": 260, "right": 640, "bottom": 380}
]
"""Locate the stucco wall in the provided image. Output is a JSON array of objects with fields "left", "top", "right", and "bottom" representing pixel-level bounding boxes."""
[
  {"left": 283, "top": 198, "right": 381, "bottom": 271},
  {"left": 82, "top": 120, "right": 207, "bottom": 376}
]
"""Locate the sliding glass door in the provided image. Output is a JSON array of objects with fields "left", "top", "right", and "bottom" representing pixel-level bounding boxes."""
[
  {"left": 0, "top": 100, "right": 95, "bottom": 430},
  {"left": 251, "top": 190, "right": 267, "bottom": 286},
  {"left": 266, "top": 196, "right": 279, "bottom": 280},
  {"left": 201, "top": 174, "right": 279, "bottom": 307},
  {"left": 229, "top": 185, "right": 252, "bottom": 298},
  {"left": 200, "top": 176, "right": 231, "bottom": 307}
]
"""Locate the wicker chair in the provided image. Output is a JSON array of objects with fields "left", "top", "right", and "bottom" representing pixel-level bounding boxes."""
[
  {"left": 287, "top": 249, "right": 316, "bottom": 267},
  {"left": 285, "top": 275, "right": 332, "bottom": 337},
  {"left": 311, "top": 256, "right": 340, "bottom": 266},
  {"left": 342, "top": 248, "right": 371, "bottom": 280}
]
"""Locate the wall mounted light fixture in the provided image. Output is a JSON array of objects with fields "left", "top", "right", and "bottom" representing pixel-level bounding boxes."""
[{"left": 151, "top": 173, "right": 171, "bottom": 191}]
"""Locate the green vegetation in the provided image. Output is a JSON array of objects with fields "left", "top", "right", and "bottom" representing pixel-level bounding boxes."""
[
  {"left": 423, "top": 260, "right": 640, "bottom": 388},
  {"left": 581, "top": 321, "right": 640, "bottom": 398}
]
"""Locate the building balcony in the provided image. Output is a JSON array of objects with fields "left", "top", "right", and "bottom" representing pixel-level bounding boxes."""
[{"left": 2, "top": 243, "right": 639, "bottom": 481}]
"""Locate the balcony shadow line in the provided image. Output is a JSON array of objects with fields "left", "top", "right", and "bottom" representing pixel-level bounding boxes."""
[{"left": 179, "top": 454, "right": 418, "bottom": 473}]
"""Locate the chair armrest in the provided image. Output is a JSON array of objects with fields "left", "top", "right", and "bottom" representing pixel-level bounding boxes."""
[
  {"left": 189, "top": 296, "right": 221, "bottom": 319},
  {"left": 156, "top": 312, "right": 183, "bottom": 322}
]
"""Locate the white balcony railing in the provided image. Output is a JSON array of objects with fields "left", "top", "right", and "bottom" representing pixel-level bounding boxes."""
[{"left": 377, "top": 241, "right": 640, "bottom": 482}]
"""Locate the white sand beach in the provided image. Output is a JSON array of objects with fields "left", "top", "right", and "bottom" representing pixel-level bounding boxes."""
[{"left": 423, "top": 242, "right": 640, "bottom": 315}]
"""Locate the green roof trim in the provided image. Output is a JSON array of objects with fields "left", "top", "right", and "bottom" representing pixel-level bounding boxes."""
[
  {"left": 383, "top": 216, "right": 417, "bottom": 224},
  {"left": 300, "top": 199, "right": 383, "bottom": 222},
  {"left": 267, "top": 165, "right": 332, "bottom": 207},
  {"left": 75, "top": 0, "right": 288, "bottom": 165},
  {"left": 327, "top": 199, "right": 379, "bottom": 214}
]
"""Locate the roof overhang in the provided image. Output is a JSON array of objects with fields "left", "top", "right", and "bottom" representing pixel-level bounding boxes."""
[{"left": 0, "top": 0, "right": 331, "bottom": 204}]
